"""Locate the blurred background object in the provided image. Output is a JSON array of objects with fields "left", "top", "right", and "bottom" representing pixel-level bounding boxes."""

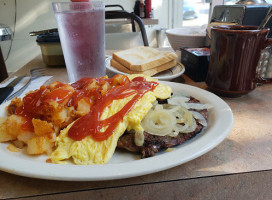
[
  {"left": 0, "top": 24, "right": 12, "bottom": 42},
  {"left": 236, "top": 0, "right": 268, "bottom": 5},
  {"left": 7, "top": 0, "right": 272, "bottom": 73},
  {"left": 0, "top": 24, "right": 12, "bottom": 82},
  {"left": 257, "top": 46, "right": 272, "bottom": 79},
  {"left": 0, "top": 46, "right": 8, "bottom": 82},
  {"left": 105, "top": 10, "right": 148, "bottom": 50},
  {"left": 183, "top": 0, "right": 199, "bottom": 20},
  {"left": 0, "top": 23, "right": 13, "bottom": 61},
  {"left": 156, "top": 27, "right": 167, "bottom": 47},
  {"left": 166, "top": 26, "right": 206, "bottom": 51},
  {"left": 35, "top": 31, "right": 65, "bottom": 66}
]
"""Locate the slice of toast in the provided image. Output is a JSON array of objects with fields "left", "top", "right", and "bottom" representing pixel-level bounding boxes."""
[
  {"left": 112, "top": 46, "right": 177, "bottom": 72},
  {"left": 110, "top": 58, "right": 177, "bottom": 76}
]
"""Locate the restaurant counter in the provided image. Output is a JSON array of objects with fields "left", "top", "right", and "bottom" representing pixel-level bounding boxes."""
[{"left": 0, "top": 54, "right": 272, "bottom": 200}]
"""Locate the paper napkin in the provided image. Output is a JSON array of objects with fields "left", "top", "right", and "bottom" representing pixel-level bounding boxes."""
[{"left": 0, "top": 76, "right": 53, "bottom": 99}]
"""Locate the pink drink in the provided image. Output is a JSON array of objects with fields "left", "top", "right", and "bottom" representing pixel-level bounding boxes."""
[{"left": 53, "top": 2, "right": 105, "bottom": 82}]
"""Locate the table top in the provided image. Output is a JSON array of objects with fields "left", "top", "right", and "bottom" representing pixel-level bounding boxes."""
[{"left": 1, "top": 54, "right": 272, "bottom": 200}]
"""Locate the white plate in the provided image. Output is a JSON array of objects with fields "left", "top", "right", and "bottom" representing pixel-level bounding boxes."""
[
  {"left": 105, "top": 56, "right": 185, "bottom": 81},
  {"left": 0, "top": 82, "right": 233, "bottom": 181}
]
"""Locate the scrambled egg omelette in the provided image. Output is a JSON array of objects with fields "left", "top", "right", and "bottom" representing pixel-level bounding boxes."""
[{"left": 50, "top": 75, "right": 172, "bottom": 165}]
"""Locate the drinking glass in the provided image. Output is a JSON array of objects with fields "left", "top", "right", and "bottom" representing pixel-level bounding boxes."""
[{"left": 52, "top": 1, "right": 105, "bottom": 82}]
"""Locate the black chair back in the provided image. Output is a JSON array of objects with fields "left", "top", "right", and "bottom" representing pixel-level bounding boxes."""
[
  {"left": 105, "top": 5, "right": 124, "bottom": 11},
  {"left": 105, "top": 10, "right": 149, "bottom": 46}
]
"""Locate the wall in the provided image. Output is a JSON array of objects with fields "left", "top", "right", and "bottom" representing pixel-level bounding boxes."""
[
  {"left": 0, "top": 0, "right": 65, "bottom": 72},
  {"left": 0, "top": 0, "right": 171, "bottom": 73}
]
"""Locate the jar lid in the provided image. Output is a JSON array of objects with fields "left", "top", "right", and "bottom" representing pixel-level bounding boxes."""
[{"left": 36, "top": 32, "right": 60, "bottom": 43}]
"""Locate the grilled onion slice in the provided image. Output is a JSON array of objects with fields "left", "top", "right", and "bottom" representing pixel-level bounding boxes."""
[{"left": 141, "top": 96, "right": 210, "bottom": 137}]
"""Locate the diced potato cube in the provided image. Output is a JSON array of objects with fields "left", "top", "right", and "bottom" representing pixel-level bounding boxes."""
[
  {"left": 76, "top": 98, "right": 91, "bottom": 116},
  {"left": 112, "top": 74, "right": 130, "bottom": 86},
  {"left": 32, "top": 118, "right": 54, "bottom": 136},
  {"left": 86, "top": 80, "right": 99, "bottom": 90},
  {"left": 17, "top": 131, "right": 35, "bottom": 143},
  {"left": 26, "top": 135, "right": 54, "bottom": 155},
  {"left": 48, "top": 81, "right": 63, "bottom": 91},
  {"left": 61, "top": 84, "right": 75, "bottom": 92},
  {"left": 101, "top": 82, "right": 111, "bottom": 95},
  {"left": 0, "top": 119, "right": 17, "bottom": 142},
  {"left": 6, "top": 115, "right": 24, "bottom": 137},
  {"left": 52, "top": 109, "right": 69, "bottom": 127}
]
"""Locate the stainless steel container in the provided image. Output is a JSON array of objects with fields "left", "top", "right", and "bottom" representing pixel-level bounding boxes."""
[
  {"left": 0, "top": 24, "right": 12, "bottom": 82},
  {"left": 0, "top": 24, "right": 12, "bottom": 41}
]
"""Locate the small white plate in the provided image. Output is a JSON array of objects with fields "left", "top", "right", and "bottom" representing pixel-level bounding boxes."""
[
  {"left": 0, "top": 82, "right": 233, "bottom": 181},
  {"left": 105, "top": 56, "right": 185, "bottom": 81}
]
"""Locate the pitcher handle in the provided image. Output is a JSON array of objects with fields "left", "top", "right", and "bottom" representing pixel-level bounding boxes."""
[
  {"left": 263, "top": 38, "right": 272, "bottom": 48},
  {"left": 256, "top": 38, "right": 272, "bottom": 84}
]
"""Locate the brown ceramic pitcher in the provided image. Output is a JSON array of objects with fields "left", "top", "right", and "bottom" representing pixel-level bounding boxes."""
[{"left": 206, "top": 25, "right": 272, "bottom": 97}]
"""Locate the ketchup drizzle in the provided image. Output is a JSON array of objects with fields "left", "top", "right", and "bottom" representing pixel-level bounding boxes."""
[
  {"left": 68, "top": 80, "right": 158, "bottom": 141},
  {"left": 14, "top": 75, "right": 158, "bottom": 141}
]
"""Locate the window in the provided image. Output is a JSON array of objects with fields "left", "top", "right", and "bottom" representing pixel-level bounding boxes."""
[
  {"left": 169, "top": 0, "right": 240, "bottom": 28},
  {"left": 182, "top": 0, "right": 210, "bottom": 27}
]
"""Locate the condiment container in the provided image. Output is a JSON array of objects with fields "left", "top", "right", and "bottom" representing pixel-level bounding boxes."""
[
  {"left": 145, "top": 0, "right": 151, "bottom": 18},
  {"left": 181, "top": 47, "right": 210, "bottom": 82},
  {"left": 140, "top": 0, "right": 145, "bottom": 18},
  {"left": 36, "top": 32, "right": 65, "bottom": 66}
]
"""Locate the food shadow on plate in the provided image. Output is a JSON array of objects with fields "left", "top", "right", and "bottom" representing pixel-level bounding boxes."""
[
  {"left": 110, "top": 127, "right": 208, "bottom": 164},
  {"left": 109, "top": 148, "right": 142, "bottom": 164}
]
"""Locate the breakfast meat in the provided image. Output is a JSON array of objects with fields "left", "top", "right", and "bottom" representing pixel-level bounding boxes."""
[
  {"left": 117, "top": 97, "right": 209, "bottom": 158},
  {"left": 118, "top": 127, "right": 203, "bottom": 158}
]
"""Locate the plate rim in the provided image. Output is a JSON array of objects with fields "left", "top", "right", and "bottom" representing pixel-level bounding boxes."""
[
  {"left": 0, "top": 81, "right": 233, "bottom": 181},
  {"left": 105, "top": 56, "right": 185, "bottom": 81}
]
